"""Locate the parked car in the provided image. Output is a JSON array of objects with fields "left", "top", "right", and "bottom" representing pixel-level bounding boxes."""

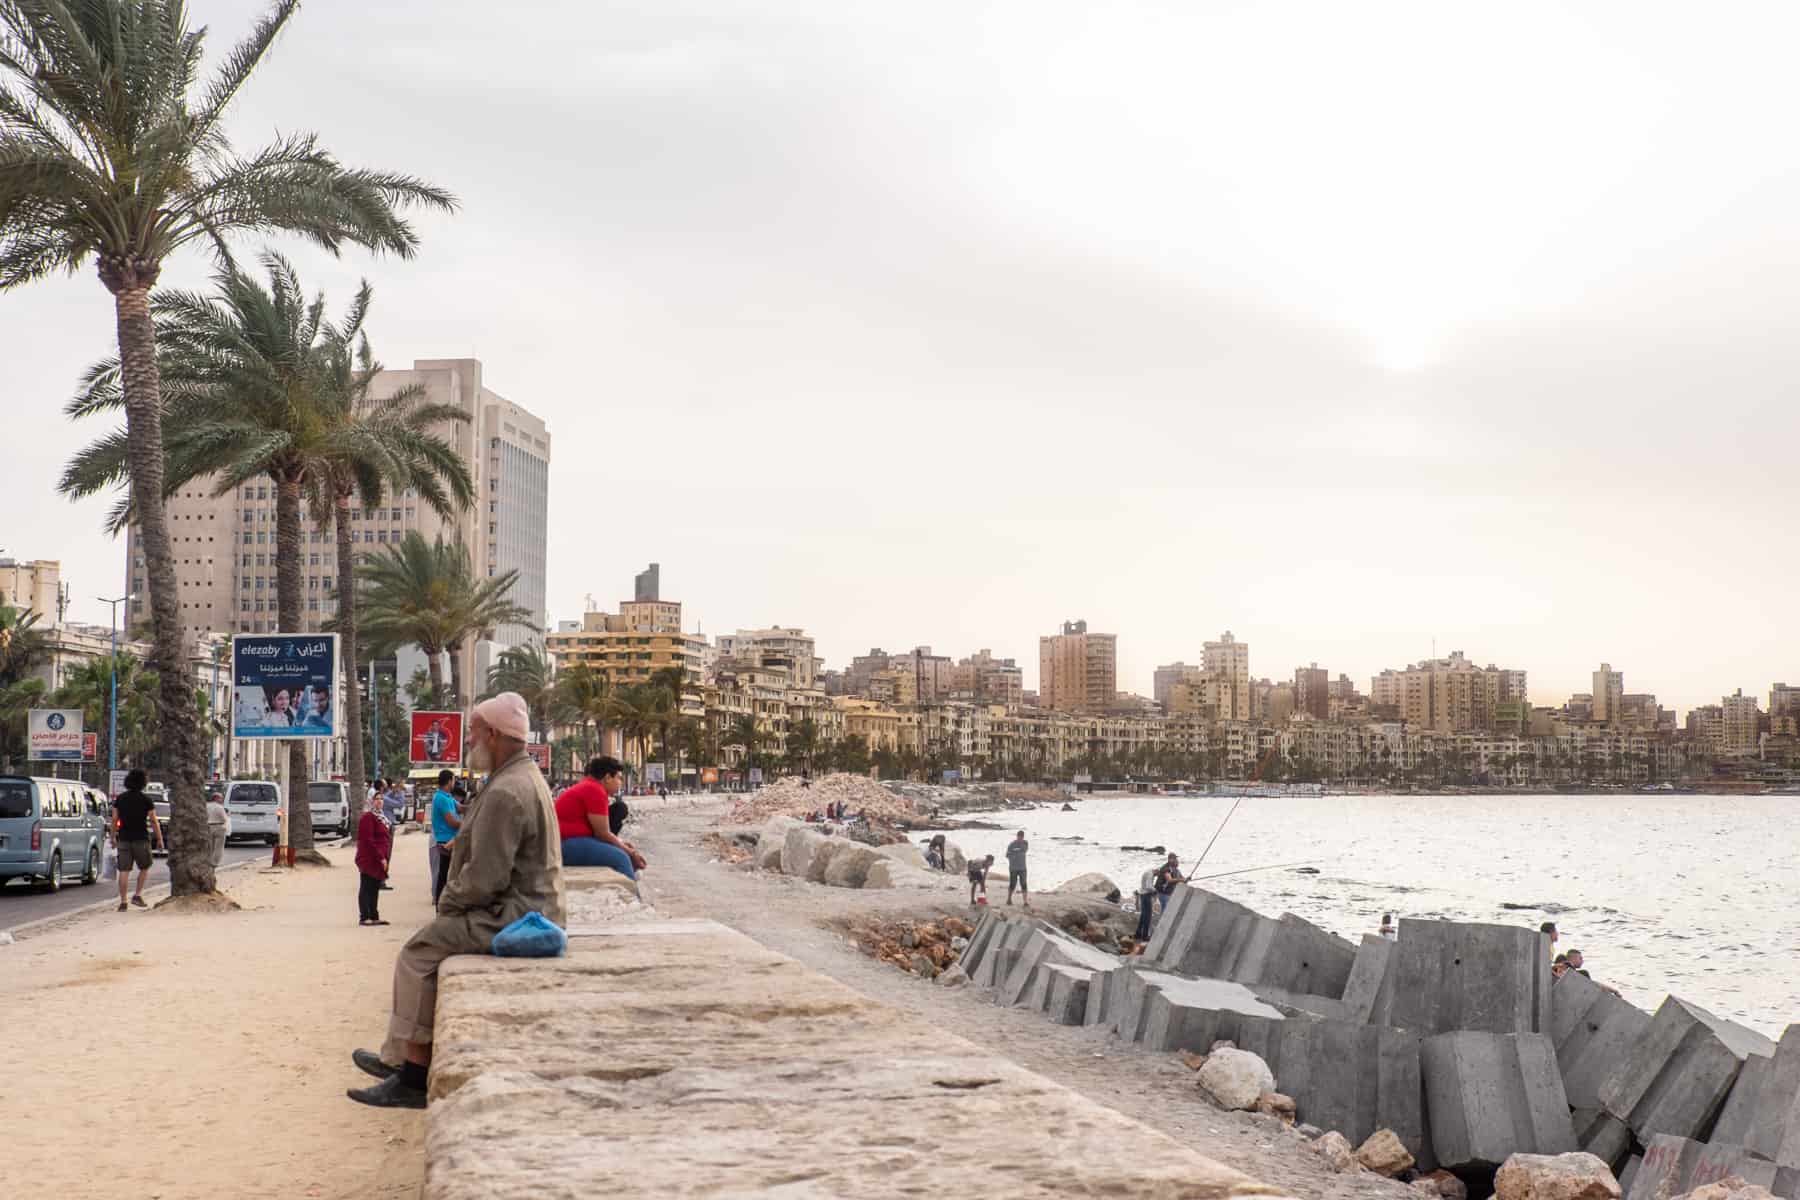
[
  {"left": 146, "top": 782, "right": 171, "bottom": 855},
  {"left": 222, "top": 780, "right": 282, "bottom": 846},
  {"left": 0, "top": 775, "right": 107, "bottom": 891},
  {"left": 307, "top": 781, "right": 351, "bottom": 839}
]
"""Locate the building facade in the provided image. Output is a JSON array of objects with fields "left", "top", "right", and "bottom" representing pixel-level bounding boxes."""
[{"left": 1038, "top": 620, "right": 1117, "bottom": 714}]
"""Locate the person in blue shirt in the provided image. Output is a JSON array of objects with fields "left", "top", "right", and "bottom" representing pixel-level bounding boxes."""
[{"left": 428, "top": 769, "right": 461, "bottom": 903}]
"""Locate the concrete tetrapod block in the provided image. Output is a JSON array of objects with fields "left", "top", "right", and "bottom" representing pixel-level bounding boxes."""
[
  {"left": 1420, "top": 1031, "right": 1576, "bottom": 1171},
  {"left": 1712, "top": 1023, "right": 1800, "bottom": 1168},
  {"left": 1041, "top": 964, "right": 1094, "bottom": 1026},
  {"left": 425, "top": 918, "right": 1306, "bottom": 1200},
  {"left": 1146, "top": 887, "right": 1356, "bottom": 999},
  {"left": 1135, "top": 975, "right": 1285, "bottom": 1053},
  {"left": 999, "top": 924, "right": 1121, "bottom": 1010},
  {"left": 1550, "top": 968, "right": 1654, "bottom": 1110},
  {"left": 1232, "top": 1017, "right": 1430, "bottom": 1169},
  {"left": 1572, "top": 1107, "right": 1633, "bottom": 1173},
  {"left": 1598, "top": 995, "right": 1775, "bottom": 1143},
  {"left": 959, "top": 910, "right": 1004, "bottom": 980},
  {"left": 1341, "top": 934, "right": 1398, "bottom": 1024},
  {"left": 1627, "top": 1135, "right": 1800, "bottom": 1200},
  {"left": 1085, "top": 965, "right": 1126, "bottom": 1028},
  {"left": 1388, "top": 919, "right": 1553, "bottom": 1035},
  {"left": 973, "top": 919, "right": 1041, "bottom": 990},
  {"left": 1142, "top": 884, "right": 1198, "bottom": 963}
]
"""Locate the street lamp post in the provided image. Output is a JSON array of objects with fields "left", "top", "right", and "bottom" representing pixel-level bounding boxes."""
[{"left": 99, "top": 593, "right": 134, "bottom": 779}]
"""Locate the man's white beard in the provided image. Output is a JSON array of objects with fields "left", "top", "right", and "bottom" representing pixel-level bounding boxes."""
[{"left": 468, "top": 739, "right": 494, "bottom": 772}]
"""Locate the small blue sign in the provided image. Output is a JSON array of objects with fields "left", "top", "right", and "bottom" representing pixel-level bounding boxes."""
[{"left": 232, "top": 634, "right": 338, "bottom": 740}]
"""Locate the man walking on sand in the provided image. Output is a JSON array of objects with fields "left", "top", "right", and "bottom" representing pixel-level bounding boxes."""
[
  {"left": 346, "top": 693, "right": 565, "bottom": 1108},
  {"left": 1005, "top": 830, "right": 1030, "bottom": 907},
  {"left": 111, "top": 769, "right": 162, "bottom": 912}
]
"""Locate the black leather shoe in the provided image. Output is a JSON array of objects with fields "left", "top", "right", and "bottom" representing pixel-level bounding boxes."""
[
  {"left": 347, "top": 1073, "right": 425, "bottom": 1108},
  {"left": 352, "top": 1048, "right": 397, "bottom": 1080}
]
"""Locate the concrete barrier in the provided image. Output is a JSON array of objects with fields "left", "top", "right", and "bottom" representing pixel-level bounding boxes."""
[
  {"left": 1341, "top": 934, "right": 1397, "bottom": 1024},
  {"left": 1420, "top": 1031, "right": 1576, "bottom": 1170},
  {"left": 1041, "top": 963, "right": 1093, "bottom": 1025},
  {"left": 1388, "top": 919, "right": 1552, "bottom": 1035},
  {"left": 1711, "top": 1023, "right": 1800, "bottom": 1168},
  {"left": 1085, "top": 964, "right": 1125, "bottom": 1028},
  {"left": 1626, "top": 1134, "right": 1800, "bottom": 1200},
  {"left": 1132, "top": 974, "right": 1286, "bottom": 1052},
  {"left": 1236, "top": 1017, "right": 1430, "bottom": 1167},
  {"left": 1572, "top": 1107, "right": 1633, "bottom": 1173},
  {"left": 1598, "top": 995, "right": 1775, "bottom": 1142},
  {"left": 1146, "top": 887, "right": 1354, "bottom": 1000},
  {"left": 424, "top": 920, "right": 1302, "bottom": 1198},
  {"left": 1550, "top": 969, "right": 1653, "bottom": 1110}
]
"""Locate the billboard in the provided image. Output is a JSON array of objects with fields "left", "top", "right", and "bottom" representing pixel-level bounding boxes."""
[
  {"left": 29, "top": 709, "right": 84, "bottom": 760},
  {"left": 232, "top": 634, "right": 339, "bottom": 739},
  {"left": 701, "top": 767, "right": 719, "bottom": 786},
  {"left": 410, "top": 712, "right": 463, "bottom": 766},
  {"left": 645, "top": 762, "right": 666, "bottom": 784},
  {"left": 82, "top": 732, "right": 98, "bottom": 762},
  {"left": 525, "top": 742, "right": 550, "bottom": 771}
]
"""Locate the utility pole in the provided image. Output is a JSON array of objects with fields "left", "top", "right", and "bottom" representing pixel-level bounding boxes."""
[{"left": 99, "top": 593, "right": 133, "bottom": 777}]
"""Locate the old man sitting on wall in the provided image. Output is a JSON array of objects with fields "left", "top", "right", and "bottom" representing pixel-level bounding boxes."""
[{"left": 347, "top": 691, "right": 564, "bottom": 1108}]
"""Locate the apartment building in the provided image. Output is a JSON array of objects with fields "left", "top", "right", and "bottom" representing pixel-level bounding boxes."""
[
  {"left": 1294, "top": 663, "right": 1330, "bottom": 720},
  {"left": 1369, "top": 651, "right": 1526, "bottom": 734},
  {"left": 1154, "top": 662, "right": 1203, "bottom": 709},
  {"left": 1202, "top": 632, "right": 1251, "bottom": 721},
  {"left": 0, "top": 557, "right": 61, "bottom": 619},
  {"left": 1592, "top": 664, "right": 1625, "bottom": 724},
  {"left": 953, "top": 649, "right": 1024, "bottom": 708},
  {"left": 1038, "top": 620, "right": 1118, "bottom": 714},
  {"left": 121, "top": 358, "right": 550, "bottom": 687}
]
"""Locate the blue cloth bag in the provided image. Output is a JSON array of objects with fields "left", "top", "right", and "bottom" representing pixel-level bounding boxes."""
[{"left": 491, "top": 911, "right": 568, "bottom": 958}]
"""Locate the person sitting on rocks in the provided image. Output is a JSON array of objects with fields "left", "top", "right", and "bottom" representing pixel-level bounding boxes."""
[
  {"left": 554, "top": 755, "right": 645, "bottom": 880},
  {"left": 967, "top": 854, "right": 995, "bottom": 905},
  {"left": 925, "top": 834, "right": 947, "bottom": 871},
  {"left": 1379, "top": 913, "right": 1397, "bottom": 940},
  {"left": 346, "top": 693, "right": 564, "bottom": 1109},
  {"left": 1552, "top": 954, "right": 1570, "bottom": 979}
]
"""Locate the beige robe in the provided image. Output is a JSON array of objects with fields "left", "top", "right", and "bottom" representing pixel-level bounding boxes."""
[{"left": 383, "top": 749, "right": 564, "bottom": 1059}]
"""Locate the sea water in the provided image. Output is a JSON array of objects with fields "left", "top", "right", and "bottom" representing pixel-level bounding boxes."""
[{"left": 931, "top": 792, "right": 1800, "bottom": 1037}]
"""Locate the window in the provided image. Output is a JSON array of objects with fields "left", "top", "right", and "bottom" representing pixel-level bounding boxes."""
[
  {"left": 377, "top": 530, "right": 388, "bottom": 543},
  {"left": 255, "top": 577, "right": 265, "bottom": 591},
  {"left": 308, "top": 554, "right": 319, "bottom": 566},
  {"left": 241, "top": 554, "right": 252, "bottom": 567},
  {"left": 240, "top": 598, "right": 251, "bottom": 612},
  {"left": 390, "top": 508, "right": 400, "bottom": 521},
  {"left": 243, "top": 508, "right": 254, "bottom": 522},
  {"left": 254, "top": 599, "right": 265, "bottom": 612},
  {"left": 257, "top": 532, "right": 267, "bottom": 544}
]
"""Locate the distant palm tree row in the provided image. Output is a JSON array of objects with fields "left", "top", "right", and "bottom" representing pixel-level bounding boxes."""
[{"left": 3, "top": 2, "right": 457, "bottom": 889}]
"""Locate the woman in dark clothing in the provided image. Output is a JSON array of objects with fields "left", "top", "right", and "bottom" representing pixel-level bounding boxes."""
[{"left": 355, "top": 796, "right": 392, "bottom": 926}]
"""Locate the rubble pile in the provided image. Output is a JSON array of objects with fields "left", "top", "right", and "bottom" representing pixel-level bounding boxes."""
[
  {"left": 844, "top": 915, "right": 976, "bottom": 981},
  {"left": 722, "top": 773, "right": 920, "bottom": 825},
  {"left": 955, "top": 888, "right": 1797, "bottom": 1200}
]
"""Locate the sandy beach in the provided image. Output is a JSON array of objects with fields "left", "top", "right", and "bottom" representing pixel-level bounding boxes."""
[{"left": 1, "top": 834, "right": 432, "bottom": 1199}]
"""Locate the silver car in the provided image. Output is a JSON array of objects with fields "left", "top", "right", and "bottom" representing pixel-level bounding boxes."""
[{"left": 0, "top": 775, "right": 107, "bottom": 892}]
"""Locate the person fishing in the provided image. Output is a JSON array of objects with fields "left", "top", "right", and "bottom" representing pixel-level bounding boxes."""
[{"left": 1152, "top": 852, "right": 1185, "bottom": 914}]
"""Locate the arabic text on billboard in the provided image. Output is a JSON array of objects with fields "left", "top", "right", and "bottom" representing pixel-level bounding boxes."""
[
  {"left": 410, "top": 711, "right": 463, "bottom": 766},
  {"left": 29, "top": 708, "right": 84, "bottom": 760},
  {"left": 232, "top": 634, "right": 338, "bottom": 739}
]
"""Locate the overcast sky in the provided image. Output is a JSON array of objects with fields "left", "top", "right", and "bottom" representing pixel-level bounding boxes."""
[{"left": 5, "top": 1, "right": 1796, "bottom": 716}]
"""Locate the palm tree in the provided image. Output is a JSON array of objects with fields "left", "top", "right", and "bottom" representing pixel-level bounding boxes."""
[
  {"left": 552, "top": 664, "right": 614, "bottom": 761},
  {"left": 52, "top": 652, "right": 159, "bottom": 768},
  {"left": 0, "top": 604, "right": 48, "bottom": 770},
  {"left": 357, "top": 534, "right": 461, "bottom": 702},
  {"left": 725, "top": 713, "right": 761, "bottom": 768},
  {"left": 315, "top": 291, "right": 473, "bottom": 810},
  {"left": 61, "top": 256, "right": 469, "bottom": 855},
  {"left": 484, "top": 642, "right": 556, "bottom": 737},
  {"left": 0, "top": 0, "right": 454, "bottom": 894}
]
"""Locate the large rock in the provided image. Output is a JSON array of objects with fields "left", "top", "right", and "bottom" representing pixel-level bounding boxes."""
[
  {"left": 1674, "top": 1182, "right": 1783, "bottom": 1200},
  {"left": 862, "top": 859, "right": 942, "bottom": 890},
  {"left": 1422, "top": 1032, "right": 1576, "bottom": 1170},
  {"left": 1387, "top": 919, "right": 1553, "bottom": 1035},
  {"left": 1053, "top": 872, "right": 1121, "bottom": 902},
  {"left": 942, "top": 840, "right": 967, "bottom": 874},
  {"left": 875, "top": 842, "right": 927, "bottom": 869},
  {"left": 1315, "top": 1131, "right": 1357, "bottom": 1172},
  {"left": 1356, "top": 1129, "right": 1415, "bottom": 1177},
  {"left": 1494, "top": 1152, "right": 1621, "bottom": 1200},
  {"left": 1711, "top": 1024, "right": 1800, "bottom": 1168},
  {"left": 1551, "top": 969, "right": 1654, "bottom": 1110},
  {"left": 752, "top": 815, "right": 800, "bottom": 868},
  {"left": 1598, "top": 997, "right": 1774, "bottom": 1143},
  {"left": 822, "top": 844, "right": 882, "bottom": 888},
  {"left": 1198, "top": 1047, "right": 1276, "bottom": 1110},
  {"left": 779, "top": 826, "right": 830, "bottom": 877}
]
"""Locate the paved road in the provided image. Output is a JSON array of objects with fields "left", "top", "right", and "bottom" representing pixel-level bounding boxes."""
[{"left": 0, "top": 840, "right": 343, "bottom": 931}]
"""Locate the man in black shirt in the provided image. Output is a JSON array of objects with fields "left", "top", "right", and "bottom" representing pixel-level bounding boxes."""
[{"left": 111, "top": 769, "right": 163, "bottom": 912}]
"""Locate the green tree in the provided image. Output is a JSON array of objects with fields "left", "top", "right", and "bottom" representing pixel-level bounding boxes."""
[
  {"left": 360, "top": 674, "right": 409, "bottom": 785},
  {"left": 552, "top": 664, "right": 613, "bottom": 761},
  {"left": 51, "top": 652, "right": 159, "bottom": 768},
  {"left": 485, "top": 642, "right": 556, "bottom": 736},
  {"left": 0, "top": 604, "right": 48, "bottom": 768},
  {"left": 358, "top": 534, "right": 465, "bottom": 703},
  {"left": 62, "top": 257, "right": 470, "bottom": 856},
  {"left": 0, "top": 0, "right": 453, "bottom": 894}
]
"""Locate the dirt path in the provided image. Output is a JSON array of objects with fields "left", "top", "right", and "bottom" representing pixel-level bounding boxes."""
[
  {"left": 635, "top": 802, "right": 1416, "bottom": 1200},
  {"left": 1, "top": 832, "right": 433, "bottom": 1199}
]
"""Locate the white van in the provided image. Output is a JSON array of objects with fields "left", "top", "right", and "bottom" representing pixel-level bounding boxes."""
[
  {"left": 307, "top": 781, "right": 351, "bottom": 839},
  {"left": 222, "top": 780, "right": 281, "bottom": 846}
]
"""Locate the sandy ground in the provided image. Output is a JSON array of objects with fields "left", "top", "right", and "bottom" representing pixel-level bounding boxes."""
[
  {"left": 638, "top": 800, "right": 1417, "bottom": 1200},
  {"left": 1, "top": 830, "right": 432, "bottom": 1200}
]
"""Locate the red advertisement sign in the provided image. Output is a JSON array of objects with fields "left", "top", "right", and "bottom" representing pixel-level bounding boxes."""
[
  {"left": 82, "top": 732, "right": 98, "bottom": 762},
  {"left": 410, "top": 711, "right": 463, "bottom": 766},
  {"left": 525, "top": 743, "right": 550, "bottom": 771}
]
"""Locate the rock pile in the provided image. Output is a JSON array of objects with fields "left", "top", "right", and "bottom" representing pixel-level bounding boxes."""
[
  {"left": 845, "top": 915, "right": 977, "bottom": 981},
  {"left": 956, "top": 888, "right": 1797, "bottom": 1200},
  {"left": 733, "top": 815, "right": 956, "bottom": 891},
  {"left": 722, "top": 773, "right": 919, "bottom": 825}
]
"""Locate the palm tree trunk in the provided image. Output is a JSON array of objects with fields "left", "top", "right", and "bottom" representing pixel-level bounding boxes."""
[
  {"left": 274, "top": 473, "right": 320, "bottom": 858},
  {"left": 427, "top": 646, "right": 445, "bottom": 704},
  {"left": 334, "top": 492, "right": 366, "bottom": 845},
  {"left": 113, "top": 283, "right": 214, "bottom": 896},
  {"left": 446, "top": 640, "right": 463, "bottom": 711}
]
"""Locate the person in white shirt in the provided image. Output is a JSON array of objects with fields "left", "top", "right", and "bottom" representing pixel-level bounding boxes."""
[{"left": 206, "top": 790, "right": 231, "bottom": 866}]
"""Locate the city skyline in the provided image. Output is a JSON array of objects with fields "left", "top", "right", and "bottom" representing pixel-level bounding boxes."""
[{"left": 4, "top": 2, "right": 1797, "bottom": 717}]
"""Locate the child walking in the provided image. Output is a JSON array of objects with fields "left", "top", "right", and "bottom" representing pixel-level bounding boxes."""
[{"left": 356, "top": 796, "right": 392, "bottom": 926}]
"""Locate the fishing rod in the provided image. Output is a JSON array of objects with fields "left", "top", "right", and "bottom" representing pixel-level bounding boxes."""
[
  {"left": 1188, "top": 858, "right": 1321, "bottom": 883},
  {"left": 1189, "top": 795, "right": 1242, "bottom": 873}
]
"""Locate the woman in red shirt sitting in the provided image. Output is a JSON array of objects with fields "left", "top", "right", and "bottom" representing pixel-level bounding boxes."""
[{"left": 553, "top": 755, "right": 646, "bottom": 879}]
